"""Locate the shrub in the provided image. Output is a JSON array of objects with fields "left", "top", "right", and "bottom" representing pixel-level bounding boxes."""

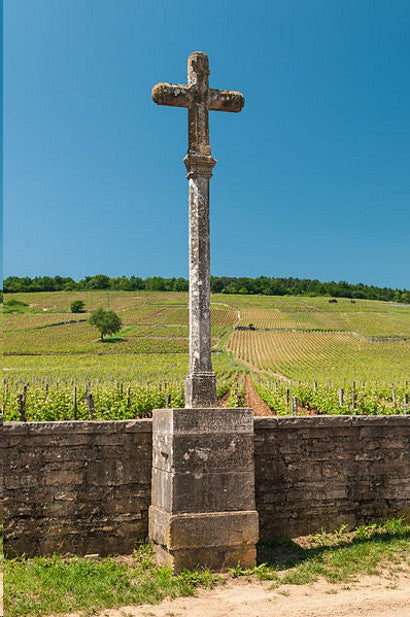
[
  {"left": 70, "top": 300, "right": 85, "bottom": 313},
  {"left": 3, "top": 299, "right": 29, "bottom": 313}
]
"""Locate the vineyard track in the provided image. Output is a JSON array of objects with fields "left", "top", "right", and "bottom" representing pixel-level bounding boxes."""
[{"left": 244, "top": 374, "right": 272, "bottom": 416}]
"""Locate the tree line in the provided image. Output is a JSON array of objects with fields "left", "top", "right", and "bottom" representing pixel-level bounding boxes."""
[{"left": 3, "top": 274, "right": 409, "bottom": 303}]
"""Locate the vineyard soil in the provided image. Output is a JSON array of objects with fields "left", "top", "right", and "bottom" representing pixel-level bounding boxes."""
[{"left": 244, "top": 374, "right": 272, "bottom": 416}]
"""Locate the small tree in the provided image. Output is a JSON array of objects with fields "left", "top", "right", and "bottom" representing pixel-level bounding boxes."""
[
  {"left": 89, "top": 308, "right": 122, "bottom": 341},
  {"left": 70, "top": 300, "right": 85, "bottom": 313}
]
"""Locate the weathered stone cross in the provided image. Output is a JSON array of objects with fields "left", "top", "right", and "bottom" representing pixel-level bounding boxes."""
[{"left": 152, "top": 51, "right": 244, "bottom": 407}]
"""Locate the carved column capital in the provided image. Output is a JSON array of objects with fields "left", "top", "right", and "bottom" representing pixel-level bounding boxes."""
[{"left": 183, "top": 154, "right": 217, "bottom": 179}]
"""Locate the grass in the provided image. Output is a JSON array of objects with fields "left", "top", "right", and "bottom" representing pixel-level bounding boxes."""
[
  {"left": 4, "top": 519, "right": 410, "bottom": 617},
  {"left": 231, "top": 518, "right": 410, "bottom": 586},
  {"left": 4, "top": 544, "right": 219, "bottom": 617}
]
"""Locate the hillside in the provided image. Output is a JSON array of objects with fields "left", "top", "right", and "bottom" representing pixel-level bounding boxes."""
[{"left": 2, "top": 290, "right": 409, "bottom": 420}]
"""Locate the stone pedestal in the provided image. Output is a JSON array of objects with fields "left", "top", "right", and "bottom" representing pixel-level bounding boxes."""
[{"left": 149, "top": 408, "right": 259, "bottom": 572}]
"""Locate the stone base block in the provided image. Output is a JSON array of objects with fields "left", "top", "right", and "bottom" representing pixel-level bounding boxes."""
[
  {"left": 149, "top": 506, "right": 258, "bottom": 572},
  {"left": 149, "top": 407, "right": 259, "bottom": 572}
]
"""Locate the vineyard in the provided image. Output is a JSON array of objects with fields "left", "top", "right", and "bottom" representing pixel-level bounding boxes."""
[
  {"left": 2, "top": 290, "right": 409, "bottom": 419},
  {"left": 227, "top": 330, "right": 409, "bottom": 382},
  {"left": 253, "top": 377, "right": 408, "bottom": 416},
  {"left": 2, "top": 353, "right": 239, "bottom": 422}
]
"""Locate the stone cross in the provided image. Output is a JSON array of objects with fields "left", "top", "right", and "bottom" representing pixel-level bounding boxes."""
[{"left": 152, "top": 51, "right": 244, "bottom": 407}]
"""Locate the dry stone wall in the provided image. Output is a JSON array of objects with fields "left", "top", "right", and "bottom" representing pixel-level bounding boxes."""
[
  {"left": 255, "top": 416, "right": 410, "bottom": 539},
  {"left": 2, "top": 415, "right": 409, "bottom": 556},
  {"left": 2, "top": 420, "right": 152, "bottom": 557}
]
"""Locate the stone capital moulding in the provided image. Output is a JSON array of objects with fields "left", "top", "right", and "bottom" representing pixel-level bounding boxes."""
[{"left": 183, "top": 154, "right": 217, "bottom": 179}]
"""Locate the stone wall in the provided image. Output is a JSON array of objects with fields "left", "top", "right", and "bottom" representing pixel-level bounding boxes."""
[
  {"left": 2, "top": 415, "right": 409, "bottom": 556},
  {"left": 2, "top": 420, "right": 152, "bottom": 557},
  {"left": 255, "top": 416, "right": 410, "bottom": 539}
]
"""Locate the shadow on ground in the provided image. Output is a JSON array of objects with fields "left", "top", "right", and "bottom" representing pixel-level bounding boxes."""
[
  {"left": 257, "top": 527, "right": 410, "bottom": 569},
  {"left": 100, "top": 338, "right": 125, "bottom": 343}
]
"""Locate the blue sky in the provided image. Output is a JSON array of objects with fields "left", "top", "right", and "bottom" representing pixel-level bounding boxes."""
[{"left": 3, "top": 0, "right": 410, "bottom": 288}]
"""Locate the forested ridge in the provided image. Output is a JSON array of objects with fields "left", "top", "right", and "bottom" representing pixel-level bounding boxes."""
[{"left": 3, "top": 274, "right": 409, "bottom": 303}]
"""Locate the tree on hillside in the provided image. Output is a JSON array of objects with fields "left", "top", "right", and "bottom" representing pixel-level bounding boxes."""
[
  {"left": 89, "top": 308, "right": 122, "bottom": 341},
  {"left": 70, "top": 300, "right": 85, "bottom": 313}
]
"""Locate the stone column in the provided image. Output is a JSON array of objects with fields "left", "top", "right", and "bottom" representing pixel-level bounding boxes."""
[
  {"left": 184, "top": 154, "right": 217, "bottom": 408},
  {"left": 149, "top": 407, "right": 259, "bottom": 572}
]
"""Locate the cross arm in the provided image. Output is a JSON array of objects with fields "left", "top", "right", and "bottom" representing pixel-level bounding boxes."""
[
  {"left": 208, "top": 88, "right": 244, "bottom": 112},
  {"left": 152, "top": 82, "right": 191, "bottom": 108}
]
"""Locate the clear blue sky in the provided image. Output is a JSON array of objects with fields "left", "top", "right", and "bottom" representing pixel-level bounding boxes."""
[{"left": 3, "top": 0, "right": 410, "bottom": 288}]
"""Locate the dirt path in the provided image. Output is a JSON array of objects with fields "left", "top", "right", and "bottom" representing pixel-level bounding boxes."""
[
  {"left": 217, "top": 375, "right": 273, "bottom": 415},
  {"left": 59, "top": 572, "right": 409, "bottom": 617},
  {"left": 244, "top": 374, "right": 272, "bottom": 416}
]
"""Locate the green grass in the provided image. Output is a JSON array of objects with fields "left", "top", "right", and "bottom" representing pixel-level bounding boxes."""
[
  {"left": 4, "top": 519, "right": 409, "bottom": 617},
  {"left": 232, "top": 518, "right": 410, "bottom": 586},
  {"left": 4, "top": 544, "right": 219, "bottom": 617}
]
